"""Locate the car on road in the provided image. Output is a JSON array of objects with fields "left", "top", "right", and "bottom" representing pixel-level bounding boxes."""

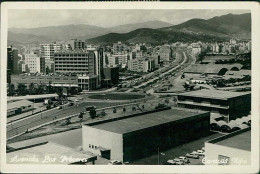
[
  {"left": 57, "top": 106, "right": 62, "bottom": 109},
  {"left": 108, "top": 160, "right": 123, "bottom": 165},
  {"left": 179, "top": 156, "right": 190, "bottom": 163},
  {"left": 173, "top": 158, "right": 185, "bottom": 165},
  {"left": 164, "top": 160, "right": 176, "bottom": 165},
  {"left": 186, "top": 153, "right": 199, "bottom": 159},
  {"left": 68, "top": 102, "right": 74, "bottom": 106},
  {"left": 75, "top": 99, "right": 79, "bottom": 102}
]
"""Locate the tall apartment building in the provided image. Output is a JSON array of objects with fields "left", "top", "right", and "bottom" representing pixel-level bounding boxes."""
[
  {"left": 24, "top": 52, "right": 45, "bottom": 73},
  {"left": 113, "top": 41, "right": 127, "bottom": 54},
  {"left": 40, "top": 43, "right": 62, "bottom": 72},
  {"left": 127, "top": 58, "right": 155, "bottom": 72},
  {"left": 159, "top": 46, "right": 172, "bottom": 62},
  {"left": 7, "top": 46, "right": 19, "bottom": 83},
  {"left": 108, "top": 53, "right": 129, "bottom": 68}
]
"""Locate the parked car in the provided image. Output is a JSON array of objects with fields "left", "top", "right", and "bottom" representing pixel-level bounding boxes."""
[
  {"left": 173, "top": 158, "right": 185, "bottom": 165},
  {"left": 57, "top": 106, "right": 62, "bottom": 109},
  {"left": 164, "top": 160, "right": 176, "bottom": 165},
  {"left": 186, "top": 153, "right": 199, "bottom": 159},
  {"left": 196, "top": 150, "right": 205, "bottom": 156},
  {"left": 108, "top": 160, "right": 123, "bottom": 165},
  {"left": 75, "top": 99, "right": 79, "bottom": 102},
  {"left": 201, "top": 147, "right": 205, "bottom": 152},
  {"left": 179, "top": 156, "right": 190, "bottom": 163}
]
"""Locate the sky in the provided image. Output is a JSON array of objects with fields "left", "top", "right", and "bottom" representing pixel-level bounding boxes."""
[{"left": 8, "top": 9, "right": 250, "bottom": 29}]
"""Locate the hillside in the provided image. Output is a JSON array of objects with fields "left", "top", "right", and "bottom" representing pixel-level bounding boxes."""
[
  {"left": 161, "top": 13, "right": 251, "bottom": 39},
  {"left": 109, "top": 20, "right": 172, "bottom": 33},
  {"left": 86, "top": 28, "right": 228, "bottom": 45}
]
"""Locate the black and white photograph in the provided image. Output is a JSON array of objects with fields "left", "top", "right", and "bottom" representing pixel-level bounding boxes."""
[{"left": 1, "top": 2, "right": 259, "bottom": 173}]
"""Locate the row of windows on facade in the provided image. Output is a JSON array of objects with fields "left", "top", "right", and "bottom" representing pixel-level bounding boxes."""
[{"left": 178, "top": 96, "right": 228, "bottom": 105}]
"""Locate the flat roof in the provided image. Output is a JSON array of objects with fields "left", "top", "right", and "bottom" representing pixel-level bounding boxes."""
[
  {"left": 211, "top": 129, "right": 251, "bottom": 151},
  {"left": 7, "top": 94, "right": 58, "bottom": 102},
  {"left": 7, "top": 100, "right": 33, "bottom": 110},
  {"left": 88, "top": 108, "right": 208, "bottom": 134},
  {"left": 7, "top": 142, "right": 96, "bottom": 164},
  {"left": 178, "top": 89, "right": 250, "bottom": 100}
]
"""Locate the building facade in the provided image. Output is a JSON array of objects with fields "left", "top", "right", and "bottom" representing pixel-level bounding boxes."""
[
  {"left": 204, "top": 128, "right": 251, "bottom": 165},
  {"left": 82, "top": 108, "right": 210, "bottom": 162},
  {"left": 11, "top": 75, "right": 78, "bottom": 89},
  {"left": 177, "top": 89, "right": 251, "bottom": 122},
  {"left": 24, "top": 52, "right": 45, "bottom": 73}
]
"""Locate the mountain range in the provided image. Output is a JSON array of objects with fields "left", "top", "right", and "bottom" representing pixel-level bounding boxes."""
[{"left": 8, "top": 13, "right": 251, "bottom": 46}]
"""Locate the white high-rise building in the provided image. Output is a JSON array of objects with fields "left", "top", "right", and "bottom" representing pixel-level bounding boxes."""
[{"left": 24, "top": 52, "right": 42, "bottom": 73}]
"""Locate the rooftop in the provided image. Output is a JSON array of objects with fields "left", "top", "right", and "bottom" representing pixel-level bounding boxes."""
[
  {"left": 88, "top": 108, "right": 208, "bottom": 134},
  {"left": 7, "top": 100, "right": 33, "bottom": 110},
  {"left": 7, "top": 94, "right": 58, "bottom": 102},
  {"left": 209, "top": 129, "right": 251, "bottom": 151},
  {"left": 178, "top": 89, "right": 250, "bottom": 100},
  {"left": 7, "top": 142, "right": 97, "bottom": 164}
]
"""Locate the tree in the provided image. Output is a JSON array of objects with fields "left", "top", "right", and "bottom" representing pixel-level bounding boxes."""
[
  {"left": 101, "top": 110, "right": 106, "bottom": 116},
  {"left": 17, "top": 83, "right": 27, "bottom": 96},
  {"left": 113, "top": 108, "right": 117, "bottom": 113},
  {"left": 29, "top": 83, "right": 36, "bottom": 95},
  {"left": 165, "top": 99, "right": 169, "bottom": 105},
  {"left": 36, "top": 84, "right": 44, "bottom": 94},
  {"left": 65, "top": 117, "right": 71, "bottom": 125},
  {"left": 132, "top": 106, "right": 136, "bottom": 112},
  {"left": 8, "top": 83, "right": 15, "bottom": 96},
  {"left": 123, "top": 107, "right": 126, "bottom": 114},
  {"left": 46, "top": 66, "right": 51, "bottom": 74},
  {"left": 89, "top": 108, "right": 96, "bottom": 119}
]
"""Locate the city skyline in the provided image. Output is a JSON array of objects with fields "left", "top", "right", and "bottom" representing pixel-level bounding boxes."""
[{"left": 8, "top": 9, "right": 250, "bottom": 29}]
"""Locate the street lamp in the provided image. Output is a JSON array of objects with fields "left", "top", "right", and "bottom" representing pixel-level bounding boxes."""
[{"left": 157, "top": 147, "right": 165, "bottom": 165}]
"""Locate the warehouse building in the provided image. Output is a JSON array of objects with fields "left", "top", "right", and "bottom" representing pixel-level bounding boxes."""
[
  {"left": 204, "top": 128, "right": 251, "bottom": 165},
  {"left": 82, "top": 108, "right": 210, "bottom": 162},
  {"left": 177, "top": 89, "right": 251, "bottom": 122}
]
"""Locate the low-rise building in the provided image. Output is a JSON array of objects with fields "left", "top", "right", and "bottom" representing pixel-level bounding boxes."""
[
  {"left": 7, "top": 99, "right": 34, "bottom": 117},
  {"left": 82, "top": 108, "right": 210, "bottom": 162},
  {"left": 11, "top": 74, "right": 78, "bottom": 89},
  {"left": 127, "top": 58, "right": 155, "bottom": 72},
  {"left": 177, "top": 89, "right": 251, "bottom": 122},
  {"left": 204, "top": 128, "right": 250, "bottom": 165}
]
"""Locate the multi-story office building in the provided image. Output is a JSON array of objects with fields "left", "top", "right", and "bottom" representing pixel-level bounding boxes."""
[
  {"left": 54, "top": 48, "right": 103, "bottom": 88},
  {"left": 177, "top": 89, "right": 251, "bottom": 122}
]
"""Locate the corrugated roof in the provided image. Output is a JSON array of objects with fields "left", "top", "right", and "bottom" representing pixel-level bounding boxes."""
[
  {"left": 184, "top": 64, "right": 243, "bottom": 74},
  {"left": 7, "top": 100, "right": 34, "bottom": 110}
]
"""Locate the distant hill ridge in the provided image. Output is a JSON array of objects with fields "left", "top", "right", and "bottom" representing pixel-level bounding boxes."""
[{"left": 8, "top": 13, "right": 251, "bottom": 46}]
